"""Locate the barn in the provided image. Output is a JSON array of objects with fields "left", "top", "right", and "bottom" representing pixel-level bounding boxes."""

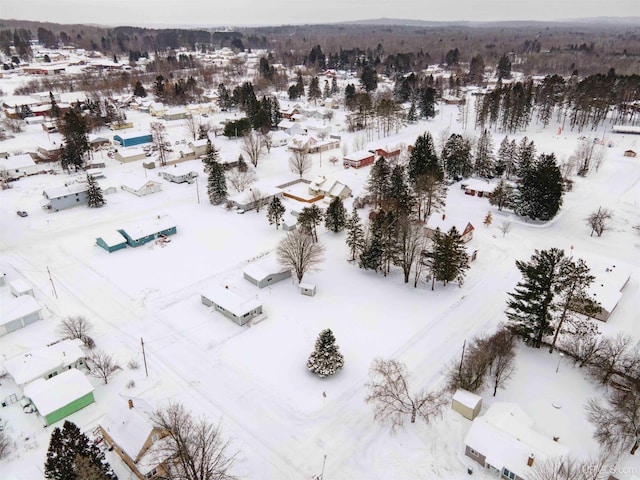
[
  {"left": 343, "top": 150, "right": 375, "bottom": 169},
  {"left": 118, "top": 216, "right": 177, "bottom": 247},
  {"left": 243, "top": 256, "right": 292, "bottom": 288},
  {"left": 96, "top": 231, "right": 128, "bottom": 253},
  {"left": 23, "top": 369, "right": 95, "bottom": 426},
  {"left": 201, "top": 285, "right": 263, "bottom": 326},
  {"left": 113, "top": 131, "right": 153, "bottom": 148},
  {"left": 0, "top": 295, "right": 42, "bottom": 336}
]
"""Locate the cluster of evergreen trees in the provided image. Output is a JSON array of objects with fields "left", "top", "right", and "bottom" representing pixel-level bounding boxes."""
[{"left": 217, "top": 82, "right": 281, "bottom": 134}]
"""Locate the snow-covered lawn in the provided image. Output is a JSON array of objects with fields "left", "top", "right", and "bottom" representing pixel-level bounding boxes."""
[{"left": 1, "top": 92, "right": 639, "bottom": 479}]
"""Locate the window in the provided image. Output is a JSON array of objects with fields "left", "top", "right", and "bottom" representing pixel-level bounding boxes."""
[
  {"left": 145, "top": 468, "right": 157, "bottom": 479},
  {"left": 47, "top": 371, "right": 58, "bottom": 379},
  {"left": 469, "top": 448, "right": 479, "bottom": 457},
  {"left": 151, "top": 433, "right": 159, "bottom": 443},
  {"left": 502, "top": 468, "right": 516, "bottom": 480}
]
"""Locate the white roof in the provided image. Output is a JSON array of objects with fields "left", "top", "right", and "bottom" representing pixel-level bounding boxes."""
[
  {"left": 97, "top": 230, "right": 127, "bottom": 247},
  {"left": 585, "top": 262, "right": 631, "bottom": 312},
  {"left": 426, "top": 215, "right": 472, "bottom": 233},
  {"left": 464, "top": 402, "right": 568, "bottom": 479},
  {"left": 0, "top": 295, "right": 42, "bottom": 327},
  {"left": 452, "top": 389, "right": 482, "bottom": 409},
  {"left": 270, "top": 131, "right": 291, "bottom": 142},
  {"left": 344, "top": 149, "right": 374, "bottom": 161},
  {"left": 43, "top": 183, "right": 88, "bottom": 199},
  {"left": 117, "top": 147, "right": 145, "bottom": 158},
  {"left": 160, "top": 165, "right": 198, "bottom": 177},
  {"left": 463, "top": 178, "right": 497, "bottom": 192},
  {"left": 3, "top": 339, "right": 85, "bottom": 386},
  {"left": 121, "top": 175, "right": 162, "bottom": 192},
  {"left": 613, "top": 125, "right": 640, "bottom": 134},
  {"left": 121, "top": 216, "right": 175, "bottom": 241},
  {"left": 9, "top": 278, "right": 32, "bottom": 294},
  {"left": 101, "top": 398, "right": 156, "bottom": 460},
  {"left": 2, "top": 154, "right": 36, "bottom": 169},
  {"left": 189, "top": 138, "right": 209, "bottom": 148},
  {"left": 201, "top": 285, "right": 262, "bottom": 318},
  {"left": 23, "top": 369, "right": 94, "bottom": 417},
  {"left": 243, "top": 256, "right": 289, "bottom": 282}
]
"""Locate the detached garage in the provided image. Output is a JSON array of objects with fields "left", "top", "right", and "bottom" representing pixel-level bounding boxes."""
[
  {"left": 23, "top": 369, "right": 95, "bottom": 426},
  {"left": 243, "top": 256, "right": 291, "bottom": 288},
  {"left": 96, "top": 231, "right": 128, "bottom": 253},
  {"left": 0, "top": 295, "right": 42, "bottom": 336}
]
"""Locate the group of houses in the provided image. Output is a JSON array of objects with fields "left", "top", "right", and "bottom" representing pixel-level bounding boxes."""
[{"left": 0, "top": 275, "right": 43, "bottom": 337}]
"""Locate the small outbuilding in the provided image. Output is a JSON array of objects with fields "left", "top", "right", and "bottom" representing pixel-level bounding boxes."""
[
  {"left": 10, "top": 279, "right": 34, "bottom": 297},
  {"left": 23, "top": 369, "right": 95, "bottom": 426},
  {"left": 243, "top": 257, "right": 292, "bottom": 288},
  {"left": 624, "top": 149, "right": 637, "bottom": 158},
  {"left": 299, "top": 282, "right": 316, "bottom": 297},
  {"left": 115, "top": 148, "right": 147, "bottom": 163},
  {"left": 113, "top": 131, "right": 153, "bottom": 148},
  {"left": 452, "top": 389, "right": 482, "bottom": 420},
  {"left": 201, "top": 285, "right": 263, "bottom": 326},
  {"left": 0, "top": 295, "right": 42, "bottom": 336},
  {"left": 120, "top": 176, "right": 163, "bottom": 197},
  {"left": 343, "top": 150, "right": 375, "bottom": 169},
  {"left": 96, "top": 231, "right": 128, "bottom": 253}
]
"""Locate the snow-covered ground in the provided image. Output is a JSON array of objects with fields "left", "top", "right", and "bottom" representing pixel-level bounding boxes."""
[{"left": 1, "top": 72, "right": 639, "bottom": 480}]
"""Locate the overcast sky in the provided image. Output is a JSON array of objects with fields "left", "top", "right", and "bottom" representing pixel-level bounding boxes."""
[{"left": 1, "top": 0, "right": 638, "bottom": 27}]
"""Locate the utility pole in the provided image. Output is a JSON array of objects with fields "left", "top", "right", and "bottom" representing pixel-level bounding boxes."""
[
  {"left": 195, "top": 176, "right": 200, "bottom": 204},
  {"left": 47, "top": 266, "right": 58, "bottom": 299},
  {"left": 321, "top": 454, "right": 327, "bottom": 480},
  {"left": 141, "top": 337, "right": 149, "bottom": 377}
]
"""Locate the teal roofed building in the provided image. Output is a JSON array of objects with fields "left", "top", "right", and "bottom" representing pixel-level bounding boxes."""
[
  {"left": 118, "top": 216, "right": 176, "bottom": 247},
  {"left": 96, "top": 231, "right": 128, "bottom": 253},
  {"left": 113, "top": 131, "right": 153, "bottom": 147}
]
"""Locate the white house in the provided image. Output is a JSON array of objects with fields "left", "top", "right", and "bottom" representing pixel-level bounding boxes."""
[
  {"left": 270, "top": 130, "right": 291, "bottom": 147},
  {"left": 227, "top": 184, "right": 282, "bottom": 212},
  {"left": 308, "top": 175, "right": 352, "bottom": 200},
  {"left": 0, "top": 295, "right": 42, "bottom": 336},
  {"left": 115, "top": 148, "right": 147, "bottom": 163},
  {"left": 1, "top": 154, "right": 38, "bottom": 179},
  {"left": 3, "top": 338, "right": 86, "bottom": 387},
  {"left": 243, "top": 256, "right": 292, "bottom": 288},
  {"left": 120, "top": 176, "right": 163, "bottom": 197},
  {"left": 159, "top": 166, "right": 198, "bottom": 184},
  {"left": 464, "top": 402, "right": 568, "bottom": 480},
  {"left": 201, "top": 285, "right": 263, "bottom": 326}
]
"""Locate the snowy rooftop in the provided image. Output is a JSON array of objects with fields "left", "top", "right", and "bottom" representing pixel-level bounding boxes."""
[
  {"left": 344, "top": 149, "right": 374, "bottom": 161},
  {"left": 465, "top": 402, "right": 569, "bottom": 479},
  {"left": 3, "top": 339, "right": 85, "bottom": 386},
  {"left": 160, "top": 165, "right": 198, "bottom": 177},
  {"left": 0, "top": 295, "right": 42, "bottom": 326},
  {"left": 243, "top": 255, "right": 289, "bottom": 283},
  {"left": 120, "top": 216, "right": 175, "bottom": 241},
  {"left": 43, "top": 183, "right": 88, "bottom": 199},
  {"left": 114, "top": 131, "right": 152, "bottom": 140},
  {"left": 97, "top": 230, "right": 127, "bottom": 247},
  {"left": 584, "top": 261, "right": 631, "bottom": 312},
  {"left": 201, "top": 285, "right": 262, "bottom": 318},
  {"left": 426, "top": 214, "right": 472, "bottom": 233},
  {"left": 452, "top": 389, "right": 482, "bottom": 409},
  {"left": 120, "top": 175, "right": 161, "bottom": 191},
  {"left": 23, "top": 369, "right": 94, "bottom": 417},
  {"left": 101, "top": 398, "right": 156, "bottom": 461},
  {"left": 116, "top": 147, "right": 145, "bottom": 158},
  {"left": 2, "top": 154, "right": 36, "bottom": 169},
  {"left": 9, "top": 278, "right": 32, "bottom": 294}
]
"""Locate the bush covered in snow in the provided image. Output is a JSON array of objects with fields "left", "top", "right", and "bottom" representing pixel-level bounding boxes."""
[{"left": 307, "top": 329, "right": 344, "bottom": 378}]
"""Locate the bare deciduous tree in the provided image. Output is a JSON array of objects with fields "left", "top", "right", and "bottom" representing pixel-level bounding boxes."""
[
  {"left": 248, "top": 188, "right": 267, "bottom": 213},
  {"left": 88, "top": 350, "right": 120, "bottom": 385},
  {"left": 151, "top": 122, "right": 170, "bottom": 166},
  {"left": 0, "top": 419, "right": 13, "bottom": 460},
  {"left": 289, "top": 149, "right": 312, "bottom": 178},
  {"left": 152, "top": 402, "right": 238, "bottom": 480},
  {"left": 586, "top": 207, "right": 613, "bottom": 237},
  {"left": 529, "top": 453, "right": 614, "bottom": 480},
  {"left": 226, "top": 169, "right": 256, "bottom": 193},
  {"left": 352, "top": 134, "right": 365, "bottom": 151},
  {"left": 586, "top": 382, "right": 640, "bottom": 456},
  {"left": 276, "top": 229, "right": 325, "bottom": 283},
  {"left": 57, "top": 315, "right": 94, "bottom": 348},
  {"left": 560, "top": 317, "right": 602, "bottom": 368},
  {"left": 394, "top": 220, "right": 427, "bottom": 284},
  {"left": 446, "top": 336, "right": 490, "bottom": 393},
  {"left": 260, "top": 131, "right": 273, "bottom": 153},
  {"left": 184, "top": 115, "right": 198, "bottom": 141},
  {"left": 240, "top": 131, "right": 264, "bottom": 167},
  {"left": 590, "top": 333, "right": 635, "bottom": 385},
  {"left": 365, "top": 358, "right": 446, "bottom": 432},
  {"left": 2, "top": 117, "right": 23, "bottom": 134},
  {"left": 486, "top": 328, "right": 516, "bottom": 396}
]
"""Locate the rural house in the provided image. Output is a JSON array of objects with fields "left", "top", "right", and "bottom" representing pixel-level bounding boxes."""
[
  {"left": 425, "top": 215, "right": 475, "bottom": 243},
  {"left": 120, "top": 176, "right": 163, "bottom": 196},
  {"left": 201, "top": 285, "right": 263, "bottom": 326},
  {"left": 115, "top": 148, "right": 147, "bottom": 163},
  {"left": 464, "top": 402, "right": 568, "bottom": 480},
  {"left": 308, "top": 175, "right": 352, "bottom": 200},
  {"left": 42, "top": 183, "right": 89, "bottom": 211},
  {"left": 570, "top": 261, "right": 631, "bottom": 322},
  {"left": 0, "top": 295, "right": 42, "bottom": 336},
  {"left": 118, "top": 216, "right": 177, "bottom": 247},
  {"left": 23, "top": 369, "right": 95, "bottom": 426},
  {"left": 159, "top": 166, "right": 198, "bottom": 184},
  {"left": 461, "top": 179, "right": 497, "bottom": 198},
  {"left": 343, "top": 150, "right": 375, "bottom": 169},
  {"left": 1, "top": 154, "right": 38, "bottom": 179},
  {"left": 99, "top": 398, "right": 171, "bottom": 480},
  {"left": 227, "top": 185, "right": 283, "bottom": 212},
  {"left": 3, "top": 338, "right": 86, "bottom": 387},
  {"left": 243, "top": 256, "right": 292, "bottom": 288}
]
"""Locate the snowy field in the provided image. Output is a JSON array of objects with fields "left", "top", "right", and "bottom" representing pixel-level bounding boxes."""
[{"left": 1, "top": 73, "right": 639, "bottom": 479}]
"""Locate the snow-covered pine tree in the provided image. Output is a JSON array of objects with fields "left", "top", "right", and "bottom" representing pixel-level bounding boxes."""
[
  {"left": 359, "top": 212, "right": 386, "bottom": 272},
  {"left": 473, "top": 129, "right": 495, "bottom": 178},
  {"left": 407, "top": 132, "right": 442, "bottom": 183},
  {"left": 324, "top": 196, "right": 347, "bottom": 233},
  {"left": 307, "top": 329, "right": 345, "bottom": 378},
  {"left": 44, "top": 421, "right": 117, "bottom": 480},
  {"left": 266, "top": 195, "right": 286, "bottom": 229},
  {"left": 442, "top": 133, "right": 473, "bottom": 179},
  {"left": 387, "top": 165, "right": 414, "bottom": 218},
  {"left": 365, "top": 156, "right": 391, "bottom": 209},
  {"left": 515, "top": 153, "right": 564, "bottom": 221},
  {"left": 429, "top": 226, "right": 469, "bottom": 289},
  {"left": 207, "top": 161, "right": 227, "bottom": 205},
  {"left": 345, "top": 207, "right": 365, "bottom": 261},
  {"left": 297, "top": 204, "right": 323, "bottom": 242},
  {"left": 86, "top": 175, "right": 105, "bottom": 208}
]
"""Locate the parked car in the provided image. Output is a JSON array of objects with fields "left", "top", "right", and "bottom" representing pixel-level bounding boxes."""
[{"left": 17, "top": 210, "right": 28, "bottom": 217}]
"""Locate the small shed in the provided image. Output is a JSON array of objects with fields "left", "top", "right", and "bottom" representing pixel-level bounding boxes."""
[
  {"left": 201, "top": 285, "right": 263, "bottom": 326},
  {"left": 113, "top": 131, "right": 153, "bottom": 148},
  {"left": 23, "top": 369, "right": 95, "bottom": 426},
  {"left": 121, "top": 176, "right": 162, "bottom": 197},
  {"left": 0, "top": 295, "right": 42, "bottom": 336},
  {"left": 243, "top": 257, "right": 292, "bottom": 288},
  {"left": 452, "top": 389, "right": 482, "bottom": 420},
  {"left": 118, "top": 216, "right": 177, "bottom": 247},
  {"left": 96, "top": 231, "right": 128, "bottom": 253},
  {"left": 115, "top": 148, "right": 147, "bottom": 163},
  {"left": 343, "top": 150, "right": 375, "bottom": 169},
  {"left": 299, "top": 282, "right": 316, "bottom": 296},
  {"left": 10, "top": 279, "right": 34, "bottom": 297},
  {"left": 624, "top": 149, "right": 637, "bottom": 158}
]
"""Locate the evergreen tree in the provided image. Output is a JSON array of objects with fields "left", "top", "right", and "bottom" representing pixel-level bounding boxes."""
[
  {"left": 331, "top": 77, "right": 339, "bottom": 95},
  {"left": 197, "top": 125, "right": 209, "bottom": 140},
  {"left": 387, "top": 165, "right": 414, "bottom": 218},
  {"left": 360, "top": 64, "right": 378, "bottom": 93},
  {"left": 298, "top": 205, "right": 323, "bottom": 242},
  {"left": 202, "top": 139, "right": 219, "bottom": 172},
  {"left": 295, "top": 71, "right": 305, "bottom": 97},
  {"left": 496, "top": 135, "right": 516, "bottom": 177},
  {"left": 307, "top": 76, "right": 322, "bottom": 104},
  {"left": 489, "top": 179, "right": 514, "bottom": 211},
  {"left": 407, "top": 132, "right": 442, "bottom": 183},
  {"left": 442, "top": 133, "right": 472, "bottom": 179},
  {"left": 418, "top": 87, "right": 437, "bottom": 119},
  {"left": 515, "top": 137, "right": 536, "bottom": 179},
  {"left": 474, "top": 129, "right": 495, "bottom": 178},
  {"left": 496, "top": 54, "right": 512, "bottom": 80},
  {"left": 429, "top": 226, "right": 469, "bottom": 289},
  {"left": 307, "top": 329, "right": 345, "bottom": 378},
  {"left": 407, "top": 100, "right": 418, "bottom": 123},
  {"left": 202, "top": 140, "right": 227, "bottom": 204},
  {"left": 267, "top": 196, "right": 286, "bottom": 229},
  {"left": 515, "top": 153, "right": 564, "bottom": 221},
  {"left": 505, "top": 248, "right": 566, "bottom": 348},
  {"left": 133, "top": 80, "right": 147, "bottom": 98},
  {"left": 366, "top": 156, "right": 391, "bottom": 208},
  {"left": 323, "top": 80, "right": 331, "bottom": 99},
  {"left": 325, "top": 196, "right": 347, "bottom": 233},
  {"left": 86, "top": 175, "right": 105, "bottom": 208},
  {"left": 345, "top": 207, "right": 365, "bottom": 261},
  {"left": 49, "top": 91, "right": 61, "bottom": 119},
  {"left": 59, "top": 109, "right": 90, "bottom": 171},
  {"left": 44, "top": 421, "right": 117, "bottom": 480}
]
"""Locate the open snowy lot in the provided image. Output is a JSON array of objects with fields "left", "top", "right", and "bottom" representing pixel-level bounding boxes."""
[{"left": 1, "top": 84, "right": 639, "bottom": 479}]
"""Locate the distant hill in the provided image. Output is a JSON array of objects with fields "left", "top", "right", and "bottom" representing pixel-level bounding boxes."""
[{"left": 339, "top": 16, "right": 640, "bottom": 27}]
